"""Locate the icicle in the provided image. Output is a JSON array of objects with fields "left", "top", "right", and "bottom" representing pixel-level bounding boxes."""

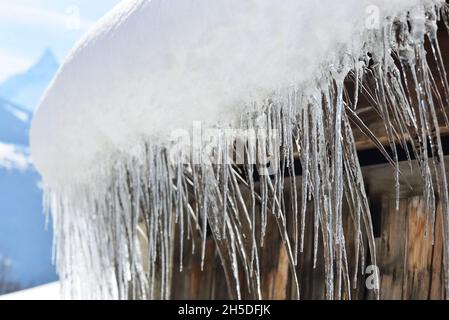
[{"left": 42, "top": 1, "right": 449, "bottom": 301}]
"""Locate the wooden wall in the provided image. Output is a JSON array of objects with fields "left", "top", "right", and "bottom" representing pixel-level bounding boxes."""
[{"left": 166, "top": 160, "right": 448, "bottom": 300}]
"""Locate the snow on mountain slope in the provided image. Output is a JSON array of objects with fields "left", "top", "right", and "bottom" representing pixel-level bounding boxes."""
[
  {"left": 0, "top": 282, "right": 60, "bottom": 300},
  {"left": 0, "top": 55, "right": 58, "bottom": 289},
  {"left": 0, "top": 49, "right": 59, "bottom": 111},
  {"left": 0, "top": 98, "right": 30, "bottom": 146},
  {"left": 0, "top": 127, "right": 57, "bottom": 287},
  {"left": 0, "top": 143, "right": 30, "bottom": 171}
]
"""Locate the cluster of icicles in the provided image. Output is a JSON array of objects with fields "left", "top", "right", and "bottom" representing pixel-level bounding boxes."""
[{"left": 45, "top": 3, "right": 449, "bottom": 299}]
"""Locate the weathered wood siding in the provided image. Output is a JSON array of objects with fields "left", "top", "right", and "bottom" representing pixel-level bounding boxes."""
[{"left": 168, "top": 160, "right": 448, "bottom": 300}]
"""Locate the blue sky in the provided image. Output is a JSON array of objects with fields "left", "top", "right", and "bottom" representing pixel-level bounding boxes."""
[{"left": 0, "top": 0, "right": 122, "bottom": 81}]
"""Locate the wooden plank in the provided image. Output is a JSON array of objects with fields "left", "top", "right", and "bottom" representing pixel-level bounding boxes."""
[
  {"left": 429, "top": 202, "right": 445, "bottom": 299},
  {"left": 403, "top": 197, "right": 434, "bottom": 299},
  {"left": 376, "top": 197, "right": 407, "bottom": 299}
]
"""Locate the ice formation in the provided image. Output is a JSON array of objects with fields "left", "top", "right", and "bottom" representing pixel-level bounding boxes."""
[{"left": 31, "top": 0, "right": 449, "bottom": 299}]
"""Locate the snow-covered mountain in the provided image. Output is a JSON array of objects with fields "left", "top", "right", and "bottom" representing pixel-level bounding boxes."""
[
  {"left": 0, "top": 98, "right": 30, "bottom": 146},
  {"left": 0, "top": 52, "right": 58, "bottom": 292},
  {"left": 0, "top": 49, "right": 59, "bottom": 111}
]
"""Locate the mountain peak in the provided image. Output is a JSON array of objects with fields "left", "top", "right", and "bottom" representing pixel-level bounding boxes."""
[
  {"left": 42, "top": 48, "right": 55, "bottom": 58},
  {"left": 33, "top": 49, "right": 59, "bottom": 72}
]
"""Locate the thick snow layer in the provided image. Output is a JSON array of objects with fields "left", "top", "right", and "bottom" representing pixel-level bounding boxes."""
[{"left": 31, "top": 0, "right": 441, "bottom": 186}]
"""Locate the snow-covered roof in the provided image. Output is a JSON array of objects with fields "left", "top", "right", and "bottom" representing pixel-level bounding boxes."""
[
  {"left": 30, "top": 0, "right": 436, "bottom": 186},
  {"left": 28, "top": 0, "right": 449, "bottom": 300}
]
